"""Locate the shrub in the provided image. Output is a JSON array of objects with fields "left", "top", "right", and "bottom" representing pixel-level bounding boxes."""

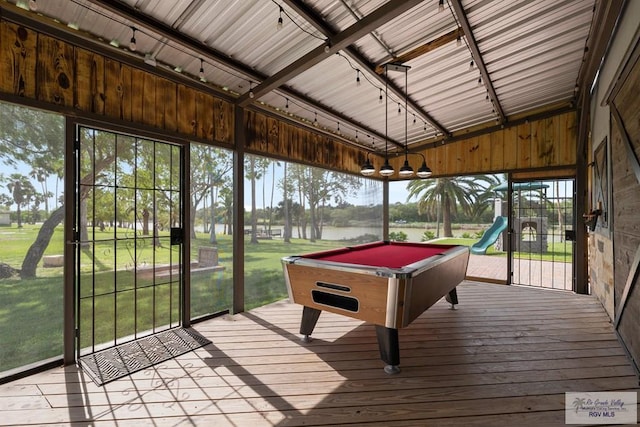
[
  {"left": 461, "top": 232, "right": 471, "bottom": 239},
  {"left": 421, "top": 230, "right": 436, "bottom": 242},
  {"left": 389, "top": 231, "right": 408, "bottom": 242}
]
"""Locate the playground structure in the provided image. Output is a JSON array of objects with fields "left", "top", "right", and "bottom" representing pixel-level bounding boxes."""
[
  {"left": 471, "top": 216, "right": 507, "bottom": 255},
  {"left": 474, "top": 182, "right": 550, "bottom": 255}
]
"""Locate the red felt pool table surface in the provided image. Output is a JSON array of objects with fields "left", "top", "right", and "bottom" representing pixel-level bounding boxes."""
[{"left": 301, "top": 241, "right": 459, "bottom": 269}]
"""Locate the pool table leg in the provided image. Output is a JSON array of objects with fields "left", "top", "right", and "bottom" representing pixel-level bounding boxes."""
[
  {"left": 300, "top": 306, "right": 322, "bottom": 343},
  {"left": 375, "top": 325, "right": 400, "bottom": 374},
  {"left": 445, "top": 287, "right": 458, "bottom": 309}
]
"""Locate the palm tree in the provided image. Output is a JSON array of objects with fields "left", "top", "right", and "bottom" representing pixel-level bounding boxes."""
[
  {"left": 406, "top": 175, "right": 499, "bottom": 237},
  {"left": 5, "top": 173, "right": 36, "bottom": 228}
]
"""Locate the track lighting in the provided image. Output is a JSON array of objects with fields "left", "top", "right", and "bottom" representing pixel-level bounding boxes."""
[
  {"left": 313, "top": 112, "right": 318, "bottom": 126},
  {"left": 456, "top": 34, "right": 462, "bottom": 47},
  {"left": 324, "top": 40, "right": 331, "bottom": 53},
  {"left": 129, "top": 27, "right": 137, "bottom": 52},
  {"left": 249, "top": 81, "right": 254, "bottom": 98},
  {"left": 439, "top": 0, "right": 445, "bottom": 12},
  {"left": 469, "top": 60, "right": 474, "bottom": 70},
  {"left": 356, "top": 70, "right": 361, "bottom": 86},
  {"left": 285, "top": 98, "right": 289, "bottom": 110},
  {"left": 379, "top": 89, "right": 383, "bottom": 104},
  {"left": 398, "top": 103, "right": 401, "bottom": 115}
]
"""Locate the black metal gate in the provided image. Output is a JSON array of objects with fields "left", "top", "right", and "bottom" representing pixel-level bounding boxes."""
[
  {"left": 74, "top": 125, "right": 184, "bottom": 357},
  {"left": 510, "top": 179, "right": 575, "bottom": 290}
]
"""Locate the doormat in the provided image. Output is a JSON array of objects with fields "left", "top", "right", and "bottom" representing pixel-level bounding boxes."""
[{"left": 79, "top": 328, "right": 211, "bottom": 386}]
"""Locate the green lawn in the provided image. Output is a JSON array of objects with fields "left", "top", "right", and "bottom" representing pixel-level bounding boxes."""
[
  {"left": 433, "top": 237, "right": 573, "bottom": 262},
  {"left": 1, "top": 224, "right": 574, "bottom": 373},
  {"left": 0, "top": 224, "right": 344, "bottom": 373}
]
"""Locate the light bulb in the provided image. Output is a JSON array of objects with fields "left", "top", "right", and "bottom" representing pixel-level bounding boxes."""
[
  {"left": 277, "top": 6, "right": 283, "bottom": 30},
  {"left": 129, "top": 28, "right": 137, "bottom": 52}
]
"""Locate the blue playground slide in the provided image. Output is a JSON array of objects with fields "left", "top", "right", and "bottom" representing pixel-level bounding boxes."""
[{"left": 470, "top": 216, "right": 508, "bottom": 255}]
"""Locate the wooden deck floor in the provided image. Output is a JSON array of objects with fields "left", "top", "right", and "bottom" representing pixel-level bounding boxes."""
[{"left": 1, "top": 282, "right": 638, "bottom": 426}]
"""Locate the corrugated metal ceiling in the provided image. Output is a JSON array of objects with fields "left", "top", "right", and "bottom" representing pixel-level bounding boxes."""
[{"left": 10, "top": 0, "right": 596, "bottom": 154}]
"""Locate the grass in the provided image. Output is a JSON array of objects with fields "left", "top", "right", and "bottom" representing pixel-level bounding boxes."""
[
  {"left": 0, "top": 224, "right": 345, "bottom": 373},
  {"left": 1, "top": 223, "right": 573, "bottom": 373},
  {"left": 433, "top": 237, "right": 573, "bottom": 262}
]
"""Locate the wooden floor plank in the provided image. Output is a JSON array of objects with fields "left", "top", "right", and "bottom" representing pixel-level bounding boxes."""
[{"left": 1, "top": 281, "right": 638, "bottom": 427}]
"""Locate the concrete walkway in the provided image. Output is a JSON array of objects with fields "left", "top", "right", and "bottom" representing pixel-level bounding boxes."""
[{"left": 467, "top": 254, "right": 573, "bottom": 291}]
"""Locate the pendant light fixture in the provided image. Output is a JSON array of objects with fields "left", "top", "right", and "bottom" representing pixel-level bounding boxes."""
[{"left": 360, "top": 64, "right": 433, "bottom": 179}]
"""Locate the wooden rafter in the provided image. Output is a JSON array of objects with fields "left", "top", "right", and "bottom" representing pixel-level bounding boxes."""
[{"left": 375, "top": 28, "right": 463, "bottom": 74}]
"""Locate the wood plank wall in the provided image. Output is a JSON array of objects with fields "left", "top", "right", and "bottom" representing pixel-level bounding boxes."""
[
  {"left": 0, "top": 20, "right": 234, "bottom": 146},
  {"left": 243, "top": 110, "right": 368, "bottom": 173},
  {"left": 0, "top": 16, "right": 576, "bottom": 178},
  {"left": 388, "top": 112, "right": 577, "bottom": 178},
  {"left": 611, "top": 55, "right": 640, "bottom": 372}
]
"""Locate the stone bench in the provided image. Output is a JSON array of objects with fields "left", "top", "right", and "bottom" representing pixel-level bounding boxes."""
[
  {"left": 135, "top": 247, "right": 224, "bottom": 280},
  {"left": 43, "top": 255, "right": 64, "bottom": 268}
]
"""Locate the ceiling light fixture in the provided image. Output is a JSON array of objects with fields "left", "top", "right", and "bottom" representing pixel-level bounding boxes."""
[
  {"left": 361, "top": 64, "right": 432, "bottom": 179},
  {"left": 28, "top": 0, "right": 37, "bottom": 11},
  {"left": 469, "top": 59, "right": 474, "bottom": 70},
  {"left": 129, "top": 27, "right": 137, "bottom": 52},
  {"left": 249, "top": 81, "right": 255, "bottom": 98},
  {"left": 356, "top": 70, "right": 361, "bottom": 86},
  {"left": 439, "top": 0, "right": 445, "bottom": 12},
  {"left": 456, "top": 33, "right": 462, "bottom": 47},
  {"left": 379, "top": 88, "right": 383, "bottom": 104}
]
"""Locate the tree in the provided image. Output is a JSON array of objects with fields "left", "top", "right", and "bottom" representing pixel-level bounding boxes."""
[
  {"left": 4, "top": 173, "right": 36, "bottom": 228},
  {"left": 245, "top": 155, "right": 270, "bottom": 244},
  {"left": 190, "top": 144, "right": 232, "bottom": 241},
  {"left": 406, "top": 175, "right": 499, "bottom": 237},
  {"left": 288, "top": 164, "right": 362, "bottom": 241}
]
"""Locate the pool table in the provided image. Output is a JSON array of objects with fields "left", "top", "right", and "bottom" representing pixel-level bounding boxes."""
[{"left": 282, "top": 241, "right": 469, "bottom": 374}]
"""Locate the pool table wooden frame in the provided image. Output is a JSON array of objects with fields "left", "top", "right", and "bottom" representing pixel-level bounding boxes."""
[{"left": 282, "top": 241, "right": 470, "bottom": 374}]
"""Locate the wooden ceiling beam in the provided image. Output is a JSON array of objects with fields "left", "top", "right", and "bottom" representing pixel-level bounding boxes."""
[{"left": 375, "top": 28, "right": 464, "bottom": 74}]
